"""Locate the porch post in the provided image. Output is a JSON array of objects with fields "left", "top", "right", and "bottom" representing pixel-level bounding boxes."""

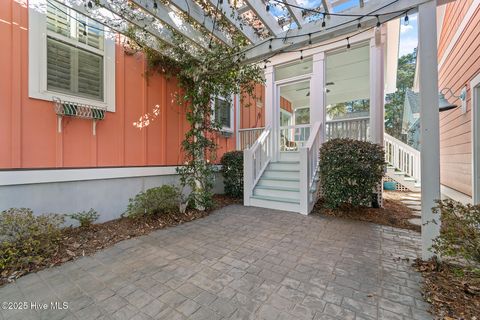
[
  {"left": 418, "top": 0, "right": 441, "bottom": 260},
  {"left": 369, "top": 30, "right": 385, "bottom": 145},
  {"left": 235, "top": 94, "right": 241, "bottom": 150},
  {"left": 264, "top": 65, "right": 278, "bottom": 161},
  {"left": 311, "top": 52, "right": 326, "bottom": 143}
]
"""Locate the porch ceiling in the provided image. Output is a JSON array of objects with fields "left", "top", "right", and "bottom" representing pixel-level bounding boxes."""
[{"left": 41, "top": 0, "right": 443, "bottom": 64}]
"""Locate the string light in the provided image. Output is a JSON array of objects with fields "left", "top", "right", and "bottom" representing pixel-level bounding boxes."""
[
  {"left": 82, "top": 22, "right": 87, "bottom": 36},
  {"left": 263, "top": 60, "right": 267, "bottom": 69},
  {"left": 87, "top": 0, "right": 92, "bottom": 9},
  {"left": 357, "top": 19, "right": 361, "bottom": 29},
  {"left": 346, "top": 37, "right": 350, "bottom": 50},
  {"left": 266, "top": 4, "right": 270, "bottom": 12},
  {"left": 376, "top": 15, "right": 381, "bottom": 28},
  {"left": 300, "top": 50, "right": 303, "bottom": 60},
  {"left": 404, "top": 12, "right": 409, "bottom": 26},
  {"left": 153, "top": 1, "right": 158, "bottom": 9},
  {"left": 269, "top": 39, "right": 272, "bottom": 50},
  {"left": 321, "top": 13, "right": 326, "bottom": 28},
  {"left": 308, "top": 33, "right": 312, "bottom": 45},
  {"left": 219, "top": 0, "right": 223, "bottom": 4}
]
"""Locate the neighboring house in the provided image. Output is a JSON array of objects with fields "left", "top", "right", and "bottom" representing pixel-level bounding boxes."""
[
  {"left": 401, "top": 89, "right": 421, "bottom": 150},
  {"left": 435, "top": 0, "right": 480, "bottom": 204},
  {"left": 0, "top": 1, "right": 238, "bottom": 220}
]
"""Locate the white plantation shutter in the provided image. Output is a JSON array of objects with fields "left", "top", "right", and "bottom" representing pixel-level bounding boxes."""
[
  {"left": 45, "top": 2, "right": 105, "bottom": 101},
  {"left": 78, "top": 50, "right": 103, "bottom": 100},
  {"left": 47, "top": 37, "right": 72, "bottom": 93},
  {"left": 214, "top": 98, "right": 232, "bottom": 129}
]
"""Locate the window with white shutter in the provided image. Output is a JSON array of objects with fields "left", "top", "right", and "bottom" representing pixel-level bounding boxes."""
[
  {"left": 29, "top": 0, "right": 115, "bottom": 111},
  {"left": 213, "top": 97, "right": 233, "bottom": 132}
]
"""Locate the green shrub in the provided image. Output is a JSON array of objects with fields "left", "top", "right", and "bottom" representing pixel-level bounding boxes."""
[
  {"left": 0, "top": 208, "right": 64, "bottom": 271},
  {"left": 220, "top": 151, "right": 244, "bottom": 198},
  {"left": 319, "top": 139, "right": 385, "bottom": 208},
  {"left": 67, "top": 209, "right": 99, "bottom": 228},
  {"left": 124, "top": 185, "right": 180, "bottom": 218},
  {"left": 431, "top": 200, "right": 480, "bottom": 266}
]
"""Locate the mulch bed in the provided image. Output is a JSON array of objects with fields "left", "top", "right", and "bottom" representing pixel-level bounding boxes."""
[
  {"left": 0, "top": 195, "right": 240, "bottom": 287},
  {"left": 413, "top": 259, "right": 480, "bottom": 319},
  {"left": 311, "top": 191, "right": 420, "bottom": 232}
]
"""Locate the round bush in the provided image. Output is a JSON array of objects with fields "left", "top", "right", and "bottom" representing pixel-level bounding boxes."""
[
  {"left": 319, "top": 139, "right": 385, "bottom": 208},
  {"left": 220, "top": 151, "right": 244, "bottom": 198},
  {"left": 124, "top": 185, "right": 181, "bottom": 218}
]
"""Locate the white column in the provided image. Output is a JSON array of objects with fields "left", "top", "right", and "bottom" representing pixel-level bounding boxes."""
[
  {"left": 418, "top": 0, "right": 441, "bottom": 260},
  {"left": 311, "top": 52, "right": 326, "bottom": 142},
  {"left": 369, "top": 32, "right": 385, "bottom": 145},
  {"left": 264, "top": 65, "right": 278, "bottom": 161},
  {"left": 235, "top": 94, "right": 241, "bottom": 150}
]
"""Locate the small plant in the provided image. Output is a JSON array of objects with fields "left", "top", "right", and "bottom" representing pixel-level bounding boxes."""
[
  {"left": 431, "top": 199, "right": 480, "bottom": 267},
  {"left": 319, "top": 139, "right": 385, "bottom": 208},
  {"left": 124, "top": 185, "right": 180, "bottom": 218},
  {"left": 220, "top": 151, "right": 244, "bottom": 198},
  {"left": 0, "top": 208, "right": 64, "bottom": 272},
  {"left": 67, "top": 209, "right": 99, "bottom": 228}
]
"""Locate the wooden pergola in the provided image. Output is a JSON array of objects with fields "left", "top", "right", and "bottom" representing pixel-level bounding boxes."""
[{"left": 37, "top": 0, "right": 454, "bottom": 258}]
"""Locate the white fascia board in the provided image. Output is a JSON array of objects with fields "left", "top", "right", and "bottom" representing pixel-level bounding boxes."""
[
  {"left": 242, "top": 0, "right": 433, "bottom": 63},
  {"left": 244, "top": 0, "right": 283, "bottom": 36},
  {"left": 147, "top": 0, "right": 233, "bottom": 46},
  {"left": 205, "top": 0, "right": 260, "bottom": 43},
  {"left": 283, "top": 0, "right": 305, "bottom": 28},
  {"left": 131, "top": 0, "right": 212, "bottom": 49}
]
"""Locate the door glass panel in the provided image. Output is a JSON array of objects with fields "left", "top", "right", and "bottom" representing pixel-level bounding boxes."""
[{"left": 279, "top": 80, "right": 310, "bottom": 151}]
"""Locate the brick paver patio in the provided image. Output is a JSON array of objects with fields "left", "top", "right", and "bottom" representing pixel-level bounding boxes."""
[{"left": 0, "top": 205, "right": 432, "bottom": 320}]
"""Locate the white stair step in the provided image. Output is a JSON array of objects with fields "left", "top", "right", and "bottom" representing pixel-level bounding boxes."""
[
  {"left": 268, "top": 162, "right": 300, "bottom": 171},
  {"left": 279, "top": 151, "right": 300, "bottom": 162},
  {"left": 251, "top": 194, "right": 300, "bottom": 204},
  {"left": 403, "top": 177, "right": 416, "bottom": 182},
  {"left": 393, "top": 171, "right": 406, "bottom": 176},
  {"left": 263, "top": 169, "right": 300, "bottom": 179},
  {"left": 257, "top": 178, "right": 299, "bottom": 188},
  {"left": 254, "top": 186, "right": 300, "bottom": 199}
]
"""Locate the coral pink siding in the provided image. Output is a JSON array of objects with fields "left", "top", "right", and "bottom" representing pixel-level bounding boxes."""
[
  {"left": 240, "top": 84, "right": 265, "bottom": 129},
  {"left": 0, "top": 0, "right": 235, "bottom": 169},
  {"left": 438, "top": 1, "right": 480, "bottom": 196}
]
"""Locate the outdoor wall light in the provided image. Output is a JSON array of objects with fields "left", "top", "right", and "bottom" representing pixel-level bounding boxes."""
[{"left": 438, "top": 87, "right": 467, "bottom": 113}]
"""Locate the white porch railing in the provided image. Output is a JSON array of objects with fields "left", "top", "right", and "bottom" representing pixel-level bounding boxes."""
[
  {"left": 244, "top": 126, "right": 272, "bottom": 205},
  {"left": 300, "top": 121, "right": 323, "bottom": 214},
  {"left": 280, "top": 124, "right": 311, "bottom": 151},
  {"left": 384, "top": 132, "right": 421, "bottom": 182},
  {"left": 325, "top": 116, "right": 369, "bottom": 141},
  {"left": 238, "top": 127, "right": 264, "bottom": 150}
]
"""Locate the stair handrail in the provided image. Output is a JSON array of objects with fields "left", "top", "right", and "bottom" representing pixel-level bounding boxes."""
[
  {"left": 299, "top": 121, "right": 323, "bottom": 214},
  {"left": 244, "top": 126, "right": 272, "bottom": 206},
  {"left": 384, "top": 133, "right": 421, "bottom": 183}
]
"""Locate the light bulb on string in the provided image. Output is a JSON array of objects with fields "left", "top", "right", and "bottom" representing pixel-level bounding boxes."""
[
  {"left": 376, "top": 15, "right": 381, "bottom": 28},
  {"left": 87, "top": 1, "right": 93, "bottom": 9},
  {"left": 404, "top": 12, "right": 409, "bottom": 26},
  {"left": 300, "top": 50, "right": 303, "bottom": 60},
  {"left": 357, "top": 19, "right": 361, "bottom": 29},
  {"left": 308, "top": 33, "right": 312, "bottom": 45},
  {"left": 321, "top": 13, "right": 326, "bottom": 28},
  {"left": 346, "top": 37, "right": 351, "bottom": 50},
  {"left": 266, "top": 4, "right": 270, "bottom": 12},
  {"left": 269, "top": 39, "right": 272, "bottom": 50}
]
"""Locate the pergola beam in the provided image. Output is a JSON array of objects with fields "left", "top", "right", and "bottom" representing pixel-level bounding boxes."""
[
  {"left": 61, "top": 0, "right": 202, "bottom": 58},
  {"left": 241, "top": 0, "right": 435, "bottom": 63},
  {"left": 283, "top": 0, "right": 305, "bottom": 28},
  {"left": 322, "top": 0, "right": 333, "bottom": 15},
  {"left": 130, "top": 0, "right": 217, "bottom": 49},
  {"left": 167, "top": 0, "right": 233, "bottom": 45},
  {"left": 244, "top": 0, "right": 283, "bottom": 36},
  {"left": 359, "top": 0, "right": 365, "bottom": 8},
  {"left": 205, "top": 0, "right": 260, "bottom": 43}
]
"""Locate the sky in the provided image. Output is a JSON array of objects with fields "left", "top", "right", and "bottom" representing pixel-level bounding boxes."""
[{"left": 399, "top": 13, "right": 418, "bottom": 57}]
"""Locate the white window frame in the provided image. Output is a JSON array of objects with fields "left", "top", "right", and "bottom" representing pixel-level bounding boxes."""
[
  {"left": 212, "top": 95, "right": 234, "bottom": 133},
  {"left": 28, "top": 0, "right": 116, "bottom": 112},
  {"left": 471, "top": 73, "right": 480, "bottom": 204}
]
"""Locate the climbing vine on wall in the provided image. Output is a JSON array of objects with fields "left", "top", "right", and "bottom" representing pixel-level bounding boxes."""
[{"left": 126, "top": 31, "right": 263, "bottom": 209}]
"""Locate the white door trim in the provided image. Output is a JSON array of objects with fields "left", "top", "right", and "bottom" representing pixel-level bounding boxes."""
[{"left": 471, "top": 73, "right": 480, "bottom": 204}]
